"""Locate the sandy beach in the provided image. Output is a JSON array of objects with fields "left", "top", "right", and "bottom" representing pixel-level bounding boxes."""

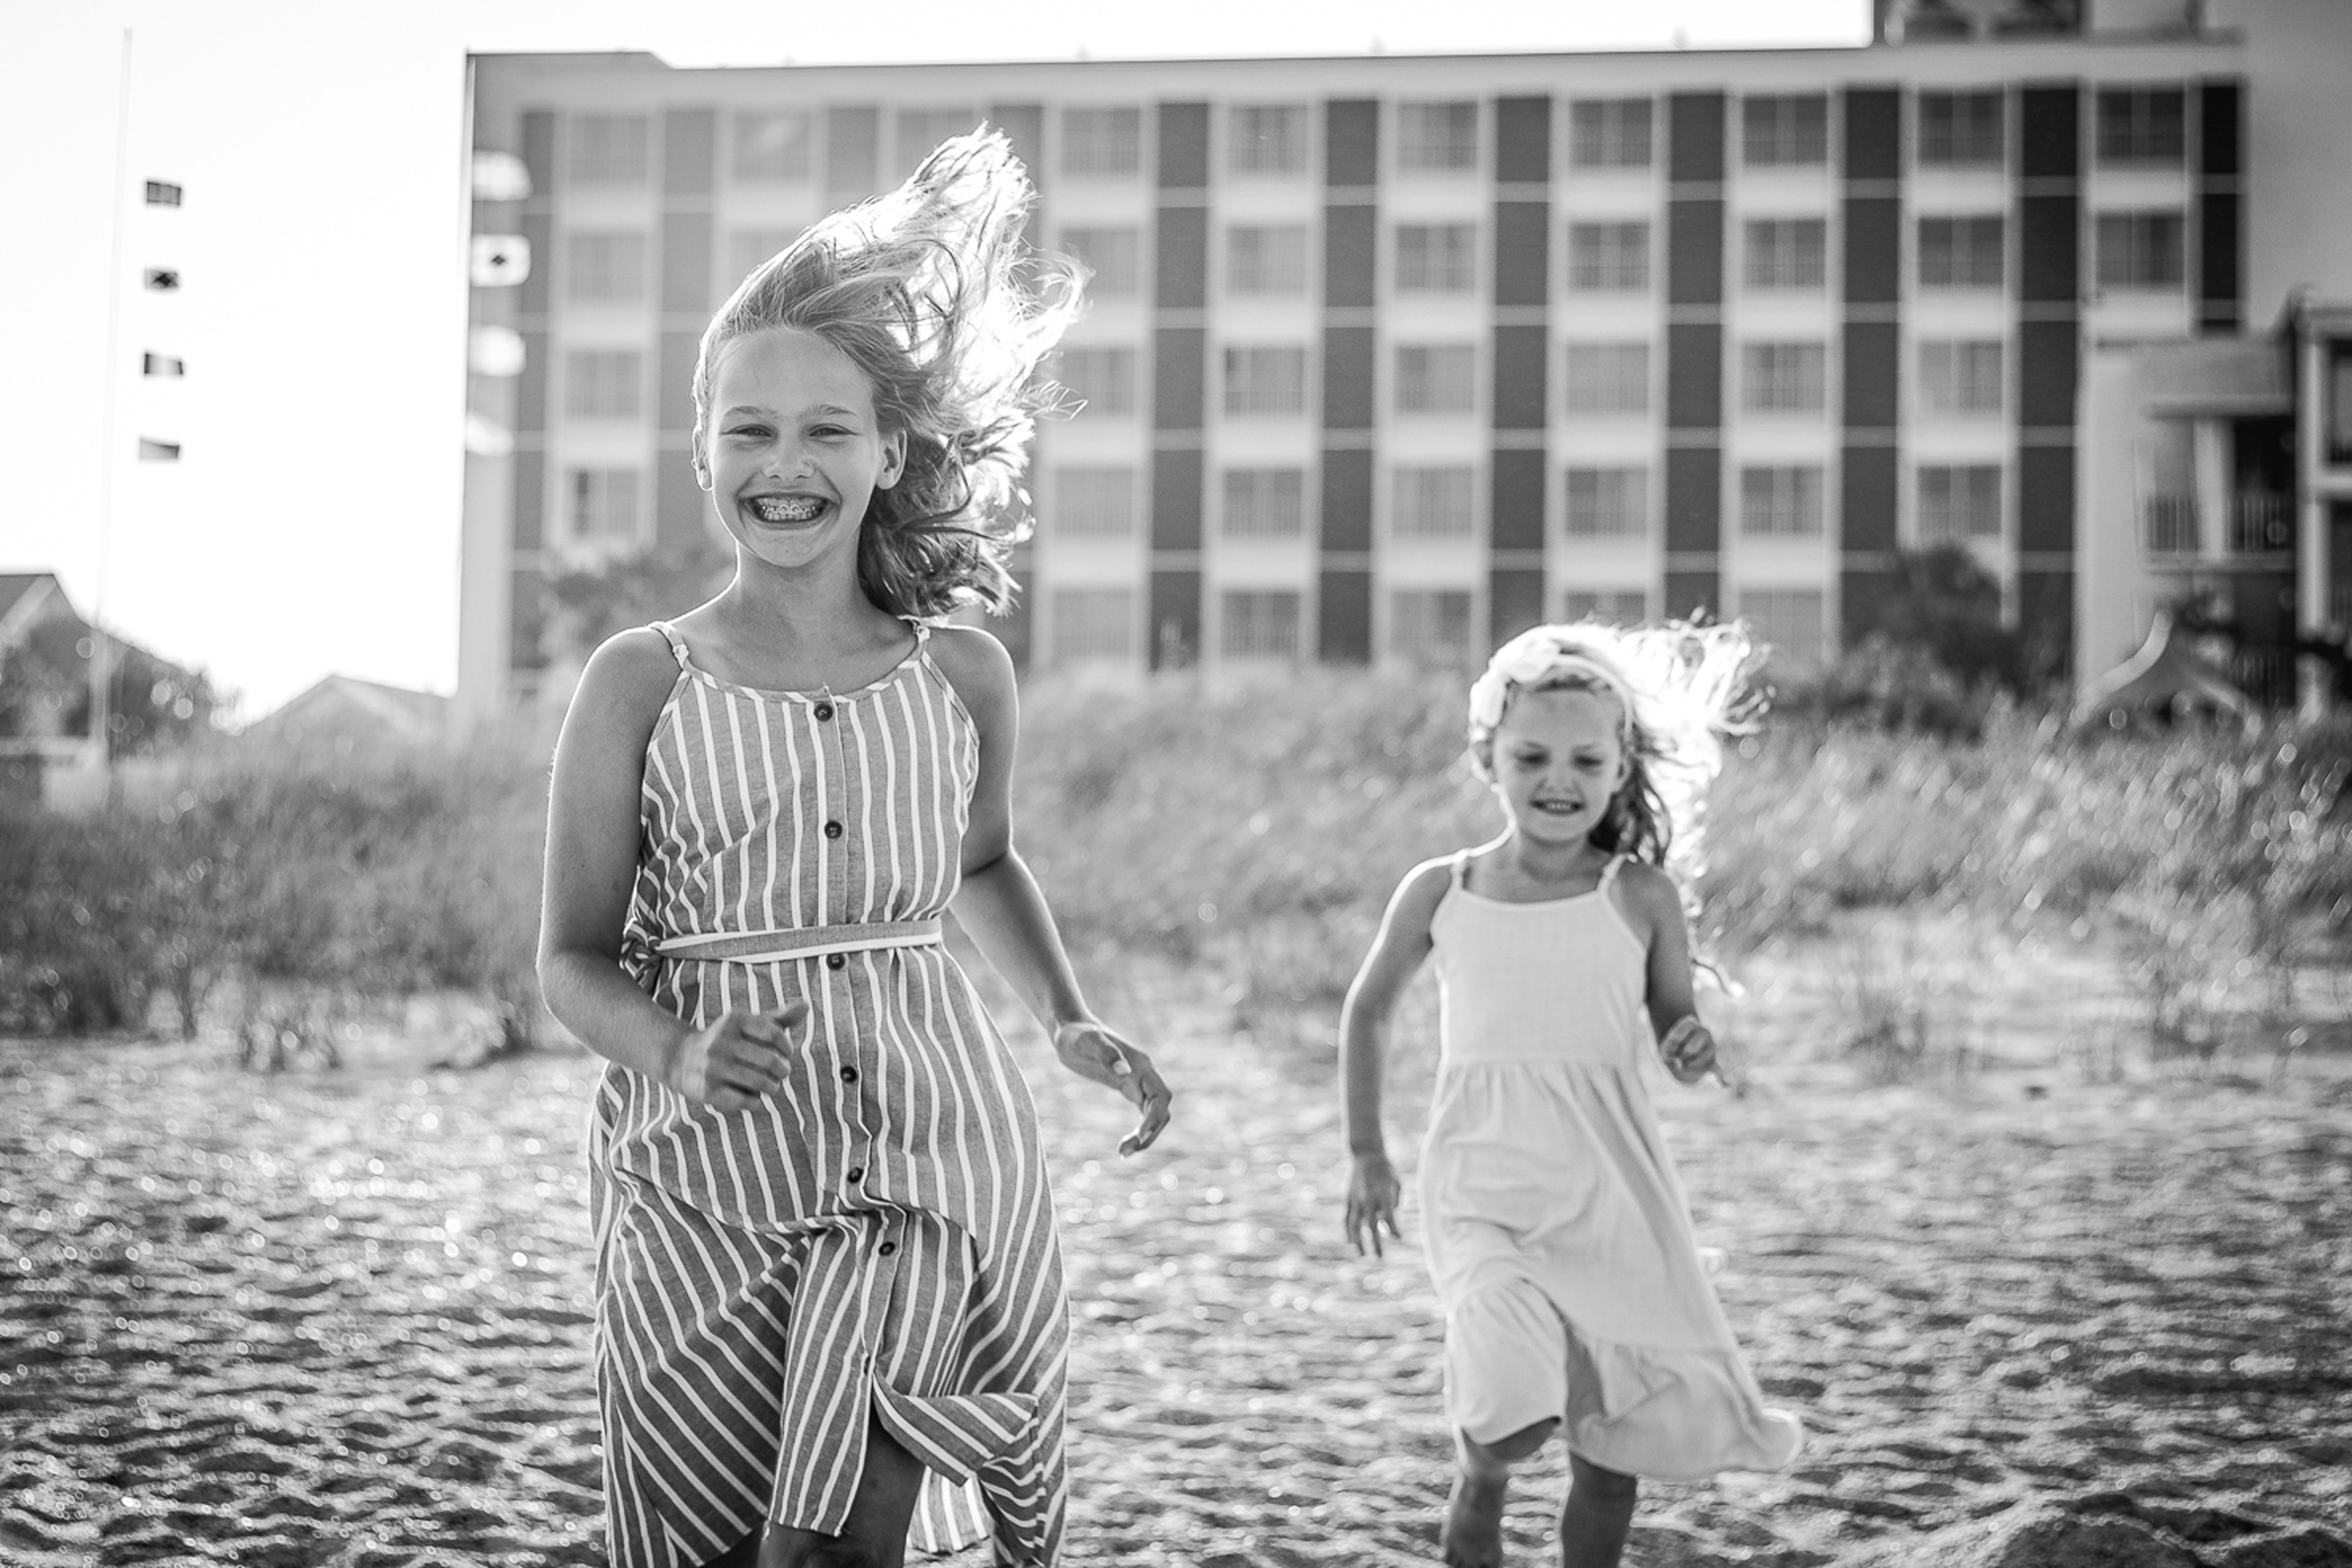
[{"left": 4, "top": 941, "right": 2349, "bottom": 1567}]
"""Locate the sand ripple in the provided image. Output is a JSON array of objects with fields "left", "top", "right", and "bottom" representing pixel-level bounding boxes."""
[{"left": 4, "top": 1003, "right": 2349, "bottom": 1565}]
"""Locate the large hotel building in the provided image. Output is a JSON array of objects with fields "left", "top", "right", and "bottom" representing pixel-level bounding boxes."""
[{"left": 455, "top": 0, "right": 2352, "bottom": 720}]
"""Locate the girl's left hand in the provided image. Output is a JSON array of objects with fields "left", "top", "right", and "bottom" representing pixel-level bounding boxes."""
[
  {"left": 1661, "top": 1017, "right": 1718, "bottom": 1085},
  {"left": 1053, "top": 1019, "right": 1174, "bottom": 1156}
]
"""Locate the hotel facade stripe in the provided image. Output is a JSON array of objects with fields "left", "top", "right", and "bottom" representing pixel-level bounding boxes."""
[
  {"left": 1841, "top": 86, "right": 1904, "bottom": 622},
  {"left": 2016, "top": 80, "right": 2083, "bottom": 673},
  {"left": 1320, "top": 98, "right": 1380, "bottom": 662},
  {"left": 1151, "top": 102, "right": 1211, "bottom": 669},
  {"left": 1663, "top": 91, "right": 1724, "bottom": 619}
]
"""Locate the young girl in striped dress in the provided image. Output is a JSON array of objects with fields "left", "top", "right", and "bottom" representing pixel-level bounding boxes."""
[
  {"left": 1338, "top": 622, "right": 1801, "bottom": 1568},
  {"left": 538, "top": 132, "right": 1172, "bottom": 1568}
]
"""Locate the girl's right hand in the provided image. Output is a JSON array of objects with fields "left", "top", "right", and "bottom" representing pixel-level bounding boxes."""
[
  {"left": 661, "top": 1003, "right": 808, "bottom": 1112},
  {"left": 1343, "top": 1150, "right": 1404, "bottom": 1259}
]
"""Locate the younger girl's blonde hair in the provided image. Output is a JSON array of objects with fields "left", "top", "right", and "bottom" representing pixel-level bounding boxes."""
[
  {"left": 1468, "top": 619, "right": 1761, "bottom": 886},
  {"left": 691, "top": 128, "right": 1083, "bottom": 619}
]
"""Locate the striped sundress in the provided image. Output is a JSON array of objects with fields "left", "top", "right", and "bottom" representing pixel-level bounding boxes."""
[{"left": 587, "top": 619, "right": 1068, "bottom": 1567}]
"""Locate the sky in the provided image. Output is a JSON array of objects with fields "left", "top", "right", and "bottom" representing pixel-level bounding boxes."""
[{"left": 0, "top": 0, "right": 1866, "bottom": 720}]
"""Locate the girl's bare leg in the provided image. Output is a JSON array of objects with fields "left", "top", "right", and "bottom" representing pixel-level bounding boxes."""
[
  {"left": 757, "top": 1415, "right": 929, "bottom": 1568},
  {"left": 1444, "top": 1417, "right": 1557, "bottom": 1568},
  {"left": 1558, "top": 1453, "right": 1639, "bottom": 1568}
]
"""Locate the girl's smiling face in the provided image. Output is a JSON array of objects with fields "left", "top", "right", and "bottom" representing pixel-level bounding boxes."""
[
  {"left": 699, "top": 325, "right": 907, "bottom": 577},
  {"left": 1486, "top": 685, "right": 1629, "bottom": 848}
]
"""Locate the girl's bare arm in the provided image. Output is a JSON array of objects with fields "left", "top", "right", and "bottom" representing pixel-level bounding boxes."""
[
  {"left": 927, "top": 626, "right": 1171, "bottom": 1154},
  {"left": 1340, "top": 861, "right": 1450, "bottom": 1157},
  {"left": 537, "top": 630, "right": 797, "bottom": 1102},
  {"left": 1619, "top": 861, "right": 1715, "bottom": 1083}
]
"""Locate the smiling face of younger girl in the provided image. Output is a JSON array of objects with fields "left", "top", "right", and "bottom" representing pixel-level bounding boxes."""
[
  {"left": 698, "top": 325, "right": 907, "bottom": 579},
  {"left": 1486, "top": 684, "right": 1630, "bottom": 850}
]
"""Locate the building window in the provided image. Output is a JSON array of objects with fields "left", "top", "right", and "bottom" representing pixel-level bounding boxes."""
[
  {"left": 1226, "top": 225, "right": 1309, "bottom": 296},
  {"left": 1742, "top": 218, "right": 1828, "bottom": 291},
  {"left": 2095, "top": 211, "right": 2186, "bottom": 290},
  {"left": 1062, "top": 107, "right": 1143, "bottom": 177},
  {"left": 1390, "top": 588, "right": 1474, "bottom": 667},
  {"left": 1394, "top": 343, "right": 1478, "bottom": 415},
  {"left": 144, "top": 180, "right": 183, "bottom": 207},
  {"left": 2095, "top": 87, "right": 2186, "bottom": 166},
  {"left": 1741, "top": 94, "right": 1829, "bottom": 168},
  {"left": 1058, "top": 346, "right": 1138, "bottom": 416},
  {"left": 1917, "top": 340, "right": 2005, "bottom": 415},
  {"left": 1221, "top": 468, "right": 1307, "bottom": 538},
  {"left": 1061, "top": 227, "right": 1142, "bottom": 298},
  {"left": 1563, "top": 588, "right": 1647, "bottom": 626},
  {"left": 1562, "top": 342, "right": 1650, "bottom": 415},
  {"left": 732, "top": 110, "right": 812, "bottom": 181},
  {"left": 1917, "top": 465, "right": 2003, "bottom": 543},
  {"left": 565, "top": 231, "right": 648, "bottom": 302},
  {"left": 1397, "top": 101, "right": 1480, "bottom": 172},
  {"left": 1053, "top": 588, "right": 1136, "bottom": 664},
  {"left": 564, "top": 350, "right": 643, "bottom": 419},
  {"left": 1917, "top": 215, "right": 2005, "bottom": 289},
  {"left": 1741, "top": 588, "right": 1827, "bottom": 668},
  {"left": 727, "top": 229, "right": 798, "bottom": 284},
  {"left": 1224, "top": 346, "right": 1309, "bottom": 417},
  {"left": 1564, "top": 467, "right": 1648, "bottom": 538},
  {"left": 1052, "top": 466, "right": 1137, "bottom": 539},
  {"left": 569, "top": 468, "right": 642, "bottom": 542},
  {"left": 1392, "top": 466, "right": 1477, "bottom": 538},
  {"left": 896, "top": 108, "right": 979, "bottom": 171},
  {"left": 568, "top": 114, "right": 648, "bottom": 185},
  {"left": 1219, "top": 590, "right": 1303, "bottom": 660},
  {"left": 1229, "top": 103, "right": 1311, "bottom": 175},
  {"left": 1917, "top": 90, "right": 2004, "bottom": 167},
  {"left": 1394, "top": 223, "right": 1477, "bottom": 293},
  {"left": 1568, "top": 98, "right": 1652, "bottom": 169},
  {"left": 1566, "top": 221, "right": 1650, "bottom": 292},
  {"left": 1739, "top": 467, "right": 1825, "bottom": 537},
  {"left": 1740, "top": 342, "right": 1828, "bottom": 414}
]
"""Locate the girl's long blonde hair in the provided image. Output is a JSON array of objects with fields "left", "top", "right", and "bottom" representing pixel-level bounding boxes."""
[
  {"left": 1468, "top": 619, "right": 1762, "bottom": 888},
  {"left": 691, "top": 128, "right": 1082, "bottom": 619}
]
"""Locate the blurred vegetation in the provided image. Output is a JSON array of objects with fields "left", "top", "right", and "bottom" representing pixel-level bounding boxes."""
[
  {"left": 0, "top": 616, "right": 221, "bottom": 755},
  {"left": 0, "top": 730, "right": 547, "bottom": 1054},
  {"left": 3, "top": 648, "right": 2345, "bottom": 1083}
]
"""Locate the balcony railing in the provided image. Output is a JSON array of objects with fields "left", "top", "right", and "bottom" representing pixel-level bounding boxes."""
[
  {"left": 2230, "top": 647, "right": 2299, "bottom": 708},
  {"left": 2143, "top": 494, "right": 2199, "bottom": 554},
  {"left": 2229, "top": 491, "right": 2295, "bottom": 554}
]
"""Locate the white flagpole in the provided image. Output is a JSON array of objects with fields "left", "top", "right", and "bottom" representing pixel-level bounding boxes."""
[{"left": 93, "top": 26, "right": 135, "bottom": 792}]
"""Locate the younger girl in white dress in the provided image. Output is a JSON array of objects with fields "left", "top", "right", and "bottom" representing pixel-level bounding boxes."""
[{"left": 1339, "top": 622, "right": 1802, "bottom": 1568}]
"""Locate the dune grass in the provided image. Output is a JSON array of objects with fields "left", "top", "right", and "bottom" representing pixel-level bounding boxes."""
[{"left": 5, "top": 673, "right": 2345, "bottom": 1072}]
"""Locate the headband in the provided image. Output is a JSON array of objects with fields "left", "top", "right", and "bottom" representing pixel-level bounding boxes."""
[{"left": 1468, "top": 639, "right": 1637, "bottom": 740}]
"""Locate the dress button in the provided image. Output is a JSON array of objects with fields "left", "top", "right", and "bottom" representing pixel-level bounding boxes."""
[
  {"left": 813, "top": 702, "right": 834, "bottom": 721},
  {"left": 823, "top": 819, "right": 844, "bottom": 840},
  {"left": 840, "top": 1065, "right": 858, "bottom": 1084},
  {"left": 878, "top": 1241, "right": 898, "bottom": 1257},
  {"left": 826, "top": 953, "right": 846, "bottom": 971},
  {"left": 846, "top": 1166, "right": 865, "bottom": 1183}
]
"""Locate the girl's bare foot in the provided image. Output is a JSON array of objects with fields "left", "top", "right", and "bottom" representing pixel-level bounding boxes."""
[{"left": 1441, "top": 1465, "right": 1509, "bottom": 1568}]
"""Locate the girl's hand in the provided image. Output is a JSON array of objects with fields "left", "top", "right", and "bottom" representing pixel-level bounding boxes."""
[
  {"left": 1661, "top": 1016, "right": 1718, "bottom": 1086},
  {"left": 1343, "top": 1150, "right": 1404, "bottom": 1259},
  {"left": 1053, "top": 1020, "right": 1173, "bottom": 1156},
  {"left": 661, "top": 1003, "right": 807, "bottom": 1112}
]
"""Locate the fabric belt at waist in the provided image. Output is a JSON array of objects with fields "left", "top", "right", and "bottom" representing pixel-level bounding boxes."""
[{"left": 654, "top": 918, "right": 944, "bottom": 965}]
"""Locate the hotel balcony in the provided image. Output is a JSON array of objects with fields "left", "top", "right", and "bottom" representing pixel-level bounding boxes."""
[
  {"left": 2143, "top": 493, "right": 2200, "bottom": 555},
  {"left": 2143, "top": 490, "right": 2293, "bottom": 558}
]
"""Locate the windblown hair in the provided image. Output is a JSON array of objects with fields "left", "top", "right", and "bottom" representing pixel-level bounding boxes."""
[
  {"left": 1467, "top": 620, "right": 1762, "bottom": 887},
  {"left": 691, "top": 128, "right": 1082, "bottom": 619}
]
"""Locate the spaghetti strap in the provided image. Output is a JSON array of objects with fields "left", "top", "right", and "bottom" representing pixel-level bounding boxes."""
[{"left": 647, "top": 620, "right": 691, "bottom": 670}]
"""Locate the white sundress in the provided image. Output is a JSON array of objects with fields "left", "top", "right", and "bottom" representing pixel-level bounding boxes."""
[{"left": 1418, "top": 851, "right": 1804, "bottom": 1479}]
